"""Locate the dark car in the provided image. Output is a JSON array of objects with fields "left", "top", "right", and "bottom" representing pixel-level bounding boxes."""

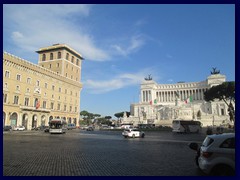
[
  {"left": 86, "top": 126, "right": 94, "bottom": 131},
  {"left": 3, "top": 125, "right": 12, "bottom": 131},
  {"left": 35, "top": 125, "right": 49, "bottom": 131},
  {"left": 44, "top": 127, "right": 49, "bottom": 133}
]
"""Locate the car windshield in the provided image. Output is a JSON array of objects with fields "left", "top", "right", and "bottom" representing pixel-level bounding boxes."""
[{"left": 202, "top": 137, "right": 214, "bottom": 147}]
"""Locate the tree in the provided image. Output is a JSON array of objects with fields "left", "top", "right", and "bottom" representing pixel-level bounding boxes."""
[
  {"left": 204, "top": 81, "right": 235, "bottom": 122},
  {"left": 114, "top": 111, "right": 130, "bottom": 119},
  {"left": 80, "top": 110, "right": 89, "bottom": 119},
  {"left": 114, "top": 112, "right": 124, "bottom": 119},
  {"left": 105, "top": 116, "right": 112, "bottom": 120}
]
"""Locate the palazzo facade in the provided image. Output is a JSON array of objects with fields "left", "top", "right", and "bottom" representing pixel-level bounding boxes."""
[
  {"left": 3, "top": 44, "right": 83, "bottom": 129},
  {"left": 124, "top": 73, "right": 234, "bottom": 127}
]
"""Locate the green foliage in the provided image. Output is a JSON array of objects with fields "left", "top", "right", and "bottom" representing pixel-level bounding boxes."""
[
  {"left": 97, "top": 117, "right": 112, "bottom": 126},
  {"left": 105, "top": 116, "right": 112, "bottom": 120},
  {"left": 204, "top": 81, "right": 235, "bottom": 122},
  {"left": 204, "top": 82, "right": 235, "bottom": 102},
  {"left": 114, "top": 112, "right": 124, "bottom": 119},
  {"left": 114, "top": 112, "right": 130, "bottom": 119},
  {"left": 80, "top": 110, "right": 113, "bottom": 126}
]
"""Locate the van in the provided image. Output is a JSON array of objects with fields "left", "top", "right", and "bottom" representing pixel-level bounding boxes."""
[{"left": 67, "top": 123, "right": 76, "bottom": 130}]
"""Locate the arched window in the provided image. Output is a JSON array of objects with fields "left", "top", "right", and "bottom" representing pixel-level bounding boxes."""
[
  {"left": 71, "top": 56, "right": 74, "bottom": 63},
  {"left": 66, "top": 53, "right": 69, "bottom": 60},
  {"left": 58, "top": 52, "right": 61, "bottom": 59},
  {"left": 50, "top": 53, "right": 53, "bottom": 60},
  {"left": 42, "top": 54, "right": 46, "bottom": 61},
  {"left": 76, "top": 59, "right": 79, "bottom": 65}
]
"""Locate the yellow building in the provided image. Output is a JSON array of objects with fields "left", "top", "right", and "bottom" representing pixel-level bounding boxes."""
[{"left": 3, "top": 44, "right": 83, "bottom": 129}]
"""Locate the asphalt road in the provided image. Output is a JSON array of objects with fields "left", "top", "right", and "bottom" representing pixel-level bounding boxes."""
[{"left": 3, "top": 129, "right": 207, "bottom": 176}]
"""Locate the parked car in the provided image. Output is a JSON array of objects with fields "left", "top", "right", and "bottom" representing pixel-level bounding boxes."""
[
  {"left": 44, "top": 127, "right": 49, "bottom": 133},
  {"left": 35, "top": 125, "right": 49, "bottom": 131},
  {"left": 3, "top": 125, "right": 12, "bottom": 131},
  {"left": 13, "top": 126, "right": 25, "bottom": 131},
  {"left": 189, "top": 133, "right": 235, "bottom": 176},
  {"left": 86, "top": 126, "right": 94, "bottom": 131},
  {"left": 122, "top": 128, "right": 145, "bottom": 138},
  {"left": 67, "top": 123, "right": 76, "bottom": 130}
]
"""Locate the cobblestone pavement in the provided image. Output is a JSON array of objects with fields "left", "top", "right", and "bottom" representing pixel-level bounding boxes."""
[{"left": 3, "top": 130, "right": 206, "bottom": 176}]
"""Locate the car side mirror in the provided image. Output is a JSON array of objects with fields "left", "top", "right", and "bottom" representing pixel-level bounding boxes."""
[{"left": 189, "top": 142, "right": 199, "bottom": 151}]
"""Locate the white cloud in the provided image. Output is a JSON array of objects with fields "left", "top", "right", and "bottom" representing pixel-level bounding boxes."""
[
  {"left": 4, "top": 4, "right": 109, "bottom": 61},
  {"left": 84, "top": 68, "right": 158, "bottom": 94},
  {"left": 4, "top": 5, "right": 149, "bottom": 61},
  {"left": 11, "top": 31, "right": 23, "bottom": 39},
  {"left": 111, "top": 34, "right": 145, "bottom": 57}
]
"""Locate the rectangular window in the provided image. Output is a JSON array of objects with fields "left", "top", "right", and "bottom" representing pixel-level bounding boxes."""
[
  {"left": 4, "top": 83, "right": 8, "bottom": 88},
  {"left": 64, "top": 105, "right": 67, "bottom": 111},
  {"left": 3, "top": 94, "right": 7, "bottom": 103},
  {"left": 58, "top": 103, "right": 60, "bottom": 110},
  {"left": 24, "top": 98, "right": 29, "bottom": 106},
  {"left": 69, "top": 106, "right": 72, "bottom": 112},
  {"left": 36, "top": 80, "right": 40, "bottom": 86},
  {"left": 27, "top": 78, "right": 31, "bottom": 84},
  {"left": 52, "top": 85, "right": 55, "bottom": 90},
  {"left": 16, "top": 74, "right": 21, "bottom": 81},
  {"left": 43, "top": 101, "right": 47, "bottom": 108},
  {"left": 13, "top": 95, "right": 19, "bottom": 104},
  {"left": 51, "top": 102, "right": 54, "bottom": 110},
  {"left": 221, "top": 109, "right": 225, "bottom": 115},
  {"left": 59, "top": 88, "right": 61, "bottom": 93},
  {"left": 5, "top": 71, "right": 10, "bottom": 78}
]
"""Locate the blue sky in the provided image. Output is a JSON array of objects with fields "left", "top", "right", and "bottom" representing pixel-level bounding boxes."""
[{"left": 3, "top": 4, "right": 235, "bottom": 119}]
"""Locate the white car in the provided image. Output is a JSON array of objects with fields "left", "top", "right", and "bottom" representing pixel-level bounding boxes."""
[
  {"left": 13, "top": 126, "right": 26, "bottom": 131},
  {"left": 122, "top": 128, "right": 145, "bottom": 138},
  {"left": 189, "top": 133, "right": 235, "bottom": 175}
]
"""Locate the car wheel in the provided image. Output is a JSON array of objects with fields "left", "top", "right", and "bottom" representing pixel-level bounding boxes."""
[
  {"left": 132, "top": 134, "right": 135, "bottom": 138},
  {"left": 141, "top": 133, "right": 145, "bottom": 138}
]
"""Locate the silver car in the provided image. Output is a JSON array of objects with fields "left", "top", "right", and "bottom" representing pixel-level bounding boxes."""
[{"left": 189, "top": 133, "right": 235, "bottom": 176}]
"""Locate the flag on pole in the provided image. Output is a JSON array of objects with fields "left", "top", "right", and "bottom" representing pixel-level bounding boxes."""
[
  {"left": 154, "top": 99, "right": 157, "bottom": 104},
  {"left": 36, "top": 100, "right": 40, "bottom": 109},
  {"left": 185, "top": 96, "right": 193, "bottom": 104}
]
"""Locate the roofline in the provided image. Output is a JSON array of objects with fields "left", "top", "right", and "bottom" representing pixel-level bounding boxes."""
[{"left": 36, "top": 44, "right": 84, "bottom": 60}]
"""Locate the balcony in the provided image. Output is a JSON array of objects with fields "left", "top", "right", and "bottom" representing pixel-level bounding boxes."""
[{"left": 20, "top": 105, "right": 51, "bottom": 113}]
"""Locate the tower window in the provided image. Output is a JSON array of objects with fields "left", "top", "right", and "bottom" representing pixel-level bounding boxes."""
[
  {"left": 50, "top": 53, "right": 53, "bottom": 60},
  {"left": 58, "top": 52, "right": 61, "bottom": 59},
  {"left": 42, "top": 54, "right": 46, "bottom": 61}
]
